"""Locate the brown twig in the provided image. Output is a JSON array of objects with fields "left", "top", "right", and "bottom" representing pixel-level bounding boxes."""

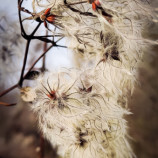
[
  {"left": 0, "top": 102, "right": 17, "bottom": 107},
  {"left": 0, "top": 84, "right": 18, "bottom": 97},
  {"left": 18, "top": 0, "right": 42, "bottom": 87},
  {"left": 0, "top": 41, "right": 62, "bottom": 99},
  {"left": 18, "top": 22, "right": 42, "bottom": 88},
  {"left": 18, "top": 0, "right": 26, "bottom": 37},
  {"left": 0, "top": 0, "right": 66, "bottom": 98},
  {"left": 41, "top": 31, "right": 48, "bottom": 72},
  {"left": 64, "top": 0, "right": 97, "bottom": 17},
  {"left": 24, "top": 44, "right": 53, "bottom": 78},
  {"left": 0, "top": 44, "right": 53, "bottom": 105},
  {"left": 18, "top": 40, "right": 31, "bottom": 87}
]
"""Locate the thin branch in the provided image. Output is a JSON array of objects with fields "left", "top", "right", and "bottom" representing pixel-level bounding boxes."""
[
  {"left": 18, "top": 8, "right": 41, "bottom": 87},
  {"left": 33, "top": 35, "right": 63, "bottom": 38},
  {"left": 0, "top": 84, "right": 18, "bottom": 98},
  {"left": 55, "top": 36, "right": 64, "bottom": 43},
  {"left": 18, "top": 0, "right": 27, "bottom": 37},
  {"left": 0, "top": 102, "right": 17, "bottom": 107},
  {"left": 64, "top": 0, "right": 97, "bottom": 17},
  {"left": 0, "top": 45, "right": 53, "bottom": 98},
  {"left": 30, "top": 22, "right": 42, "bottom": 37},
  {"left": 24, "top": 44, "right": 54, "bottom": 78},
  {"left": 41, "top": 31, "right": 48, "bottom": 72},
  {"left": 20, "top": 7, "right": 35, "bottom": 16},
  {"left": 18, "top": 40, "right": 31, "bottom": 87},
  {"left": 55, "top": 44, "right": 67, "bottom": 48},
  {"left": 32, "top": 36, "right": 56, "bottom": 44},
  {"left": 0, "top": 0, "right": 66, "bottom": 98}
]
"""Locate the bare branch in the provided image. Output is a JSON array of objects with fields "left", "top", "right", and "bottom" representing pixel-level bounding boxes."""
[
  {"left": 41, "top": 31, "right": 48, "bottom": 72},
  {"left": 0, "top": 84, "right": 18, "bottom": 98},
  {"left": 64, "top": 0, "right": 97, "bottom": 17},
  {"left": 0, "top": 102, "right": 16, "bottom": 107}
]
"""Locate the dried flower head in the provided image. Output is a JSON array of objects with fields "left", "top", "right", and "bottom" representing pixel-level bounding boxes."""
[
  {"left": 22, "top": 0, "right": 157, "bottom": 158},
  {"left": 29, "top": 68, "right": 133, "bottom": 157},
  {"left": 21, "top": 87, "right": 37, "bottom": 102}
]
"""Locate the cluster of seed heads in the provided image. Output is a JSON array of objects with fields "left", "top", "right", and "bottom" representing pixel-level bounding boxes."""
[{"left": 20, "top": 0, "right": 157, "bottom": 158}]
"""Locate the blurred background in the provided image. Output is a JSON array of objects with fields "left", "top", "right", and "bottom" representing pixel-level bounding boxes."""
[{"left": 0, "top": 0, "right": 158, "bottom": 158}]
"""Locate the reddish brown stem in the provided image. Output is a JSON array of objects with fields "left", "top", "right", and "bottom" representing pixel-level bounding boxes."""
[
  {"left": 0, "top": 0, "right": 64, "bottom": 99},
  {"left": 24, "top": 44, "right": 54, "bottom": 78},
  {"left": 0, "top": 84, "right": 18, "bottom": 97},
  {"left": 0, "top": 102, "right": 17, "bottom": 107},
  {"left": 0, "top": 44, "right": 53, "bottom": 99}
]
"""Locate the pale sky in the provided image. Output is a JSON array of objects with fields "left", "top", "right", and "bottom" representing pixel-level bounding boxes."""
[{"left": 0, "top": 0, "right": 73, "bottom": 70}]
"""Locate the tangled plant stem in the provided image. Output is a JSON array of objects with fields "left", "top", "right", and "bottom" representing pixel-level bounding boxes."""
[{"left": 0, "top": 0, "right": 66, "bottom": 101}]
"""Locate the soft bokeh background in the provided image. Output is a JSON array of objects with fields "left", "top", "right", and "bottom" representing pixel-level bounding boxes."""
[{"left": 0, "top": 0, "right": 158, "bottom": 158}]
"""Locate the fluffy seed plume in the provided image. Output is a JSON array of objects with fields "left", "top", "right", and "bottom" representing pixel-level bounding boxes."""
[
  {"left": 23, "top": 0, "right": 158, "bottom": 158},
  {"left": 29, "top": 68, "right": 133, "bottom": 158}
]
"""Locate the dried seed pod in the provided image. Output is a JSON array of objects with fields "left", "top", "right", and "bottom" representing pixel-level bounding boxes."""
[
  {"left": 21, "top": 87, "right": 36, "bottom": 102},
  {"left": 24, "top": 71, "right": 40, "bottom": 80}
]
